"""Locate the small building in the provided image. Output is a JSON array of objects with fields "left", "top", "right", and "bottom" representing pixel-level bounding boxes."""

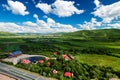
[{"left": 9, "top": 50, "right": 22, "bottom": 58}]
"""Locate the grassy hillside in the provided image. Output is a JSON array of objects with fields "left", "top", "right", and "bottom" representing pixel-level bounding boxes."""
[{"left": 64, "top": 29, "right": 120, "bottom": 40}]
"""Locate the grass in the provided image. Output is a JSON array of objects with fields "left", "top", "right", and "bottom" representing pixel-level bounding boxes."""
[
  {"left": 107, "top": 46, "right": 120, "bottom": 49},
  {"left": 75, "top": 54, "right": 120, "bottom": 71},
  {"left": 0, "top": 29, "right": 120, "bottom": 74}
]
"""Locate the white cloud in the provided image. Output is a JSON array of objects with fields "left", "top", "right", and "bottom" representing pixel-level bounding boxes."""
[
  {"left": 78, "top": 0, "right": 120, "bottom": 30},
  {"left": 78, "top": 17, "right": 120, "bottom": 30},
  {"left": 94, "top": 0, "right": 101, "bottom": 8},
  {"left": 0, "top": 22, "right": 24, "bottom": 33},
  {"left": 78, "top": 18, "right": 101, "bottom": 30},
  {"left": 107, "top": 23, "right": 120, "bottom": 29},
  {"left": 36, "top": 0, "right": 84, "bottom": 17},
  {"left": 36, "top": 3, "right": 51, "bottom": 14},
  {"left": 23, "top": 21, "right": 38, "bottom": 27},
  {"left": 76, "top": 3, "right": 80, "bottom": 6},
  {"left": 92, "top": 1, "right": 120, "bottom": 23},
  {"left": 47, "top": 18, "right": 75, "bottom": 31},
  {"left": 2, "top": 4, "right": 10, "bottom": 10},
  {"left": 35, "top": 14, "right": 78, "bottom": 31},
  {"left": 37, "top": 19, "right": 49, "bottom": 28},
  {"left": 0, "top": 15, "right": 78, "bottom": 33},
  {"left": 3, "top": 0, "right": 29, "bottom": 16},
  {"left": 47, "top": 18, "right": 56, "bottom": 27},
  {"left": 33, "top": 14, "right": 38, "bottom": 19},
  {"left": 51, "top": 0, "right": 84, "bottom": 17},
  {"left": 0, "top": 22, "right": 46, "bottom": 33},
  {"left": 43, "top": 15, "right": 48, "bottom": 18}
]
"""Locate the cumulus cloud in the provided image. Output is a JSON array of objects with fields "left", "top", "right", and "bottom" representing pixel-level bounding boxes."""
[
  {"left": 78, "top": 18, "right": 101, "bottom": 30},
  {"left": 2, "top": 4, "right": 10, "bottom": 10},
  {"left": 23, "top": 21, "right": 38, "bottom": 27},
  {"left": 0, "top": 15, "right": 78, "bottom": 33},
  {"left": 43, "top": 15, "right": 48, "bottom": 18},
  {"left": 47, "top": 18, "right": 75, "bottom": 31},
  {"left": 36, "top": 0, "right": 84, "bottom": 17},
  {"left": 0, "top": 22, "right": 26, "bottom": 33},
  {"left": 79, "top": 0, "right": 120, "bottom": 30},
  {"left": 94, "top": 0, "right": 101, "bottom": 8},
  {"left": 36, "top": 3, "right": 51, "bottom": 14},
  {"left": 3, "top": 0, "right": 29, "bottom": 16},
  {"left": 37, "top": 19, "right": 49, "bottom": 28},
  {"left": 92, "top": 1, "right": 120, "bottom": 23},
  {"left": 76, "top": 3, "right": 80, "bottom": 6},
  {"left": 34, "top": 14, "right": 78, "bottom": 31},
  {"left": 107, "top": 23, "right": 120, "bottom": 29},
  {"left": 33, "top": 14, "right": 38, "bottom": 19},
  {"left": 78, "top": 17, "right": 120, "bottom": 30}
]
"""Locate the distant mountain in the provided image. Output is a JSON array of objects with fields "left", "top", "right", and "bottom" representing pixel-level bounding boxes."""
[
  {"left": 0, "top": 32, "right": 17, "bottom": 36},
  {"left": 1, "top": 29, "right": 120, "bottom": 39},
  {"left": 63, "top": 29, "right": 120, "bottom": 40},
  {"left": 0, "top": 31, "right": 64, "bottom": 36},
  {"left": 16, "top": 32, "right": 65, "bottom": 36},
  {"left": 16, "top": 33, "right": 43, "bottom": 36}
]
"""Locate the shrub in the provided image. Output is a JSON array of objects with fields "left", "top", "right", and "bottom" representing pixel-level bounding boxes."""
[
  {"left": 81, "top": 47, "right": 112, "bottom": 55},
  {"left": 15, "top": 52, "right": 118, "bottom": 80}
]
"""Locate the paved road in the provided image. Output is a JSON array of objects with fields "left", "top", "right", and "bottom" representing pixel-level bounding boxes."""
[{"left": 0, "top": 62, "right": 48, "bottom": 80}]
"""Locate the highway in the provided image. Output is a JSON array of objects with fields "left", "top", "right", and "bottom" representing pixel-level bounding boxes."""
[{"left": 0, "top": 62, "right": 48, "bottom": 80}]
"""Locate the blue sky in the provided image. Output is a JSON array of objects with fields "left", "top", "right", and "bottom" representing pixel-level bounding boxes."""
[{"left": 0, "top": 0, "right": 120, "bottom": 33}]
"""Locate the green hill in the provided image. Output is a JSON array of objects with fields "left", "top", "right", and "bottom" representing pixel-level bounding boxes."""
[{"left": 64, "top": 29, "right": 120, "bottom": 40}]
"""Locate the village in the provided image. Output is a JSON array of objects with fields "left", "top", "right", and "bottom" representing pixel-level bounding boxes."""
[{"left": 0, "top": 50, "right": 76, "bottom": 80}]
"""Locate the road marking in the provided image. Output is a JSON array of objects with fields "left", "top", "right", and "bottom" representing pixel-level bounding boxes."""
[{"left": 0, "top": 62, "right": 49, "bottom": 80}]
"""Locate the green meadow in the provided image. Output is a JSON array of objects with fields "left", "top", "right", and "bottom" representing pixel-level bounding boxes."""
[{"left": 75, "top": 54, "right": 120, "bottom": 71}]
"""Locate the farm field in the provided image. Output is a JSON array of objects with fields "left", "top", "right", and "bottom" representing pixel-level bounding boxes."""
[{"left": 75, "top": 54, "right": 120, "bottom": 71}]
